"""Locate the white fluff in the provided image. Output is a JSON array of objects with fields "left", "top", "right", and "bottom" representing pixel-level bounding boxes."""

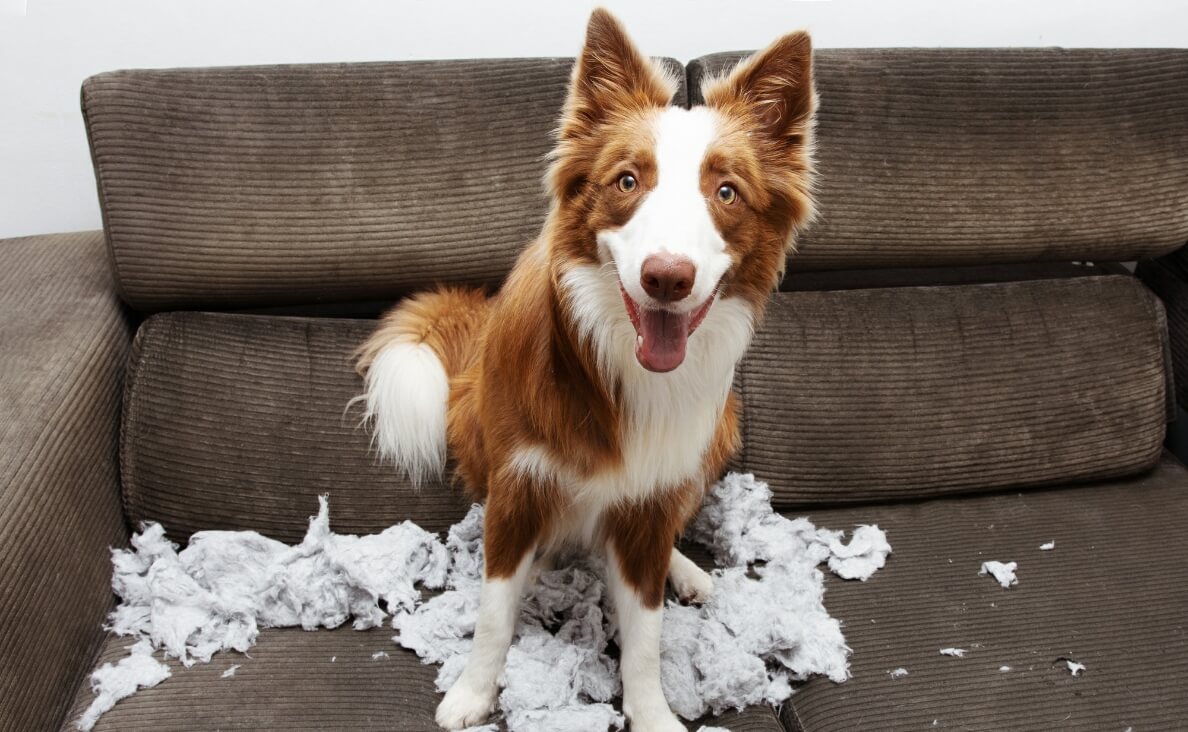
[
  {"left": 888, "top": 668, "right": 909, "bottom": 679},
  {"left": 1066, "top": 660, "right": 1086, "bottom": 676},
  {"left": 76, "top": 639, "right": 170, "bottom": 731},
  {"left": 82, "top": 474, "right": 889, "bottom": 731},
  {"left": 979, "top": 561, "right": 1018, "bottom": 589},
  {"left": 939, "top": 648, "right": 967, "bottom": 658},
  {"left": 1039, "top": 541, "right": 1055, "bottom": 551},
  {"left": 360, "top": 341, "right": 449, "bottom": 485},
  {"left": 221, "top": 664, "right": 240, "bottom": 678},
  {"left": 826, "top": 525, "right": 892, "bottom": 580}
]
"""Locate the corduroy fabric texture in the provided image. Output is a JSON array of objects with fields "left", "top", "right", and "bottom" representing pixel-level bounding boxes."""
[
  {"left": 1137, "top": 253, "right": 1188, "bottom": 409},
  {"left": 64, "top": 627, "right": 782, "bottom": 731},
  {"left": 780, "top": 452, "right": 1188, "bottom": 731},
  {"left": 121, "top": 312, "right": 472, "bottom": 543},
  {"left": 0, "top": 232, "right": 132, "bottom": 732},
  {"left": 690, "top": 48, "right": 1188, "bottom": 275},
  {"left": 83, "top": 57, "right": 686, "bottom": 313},
  {"left": 780, "top": 260, "right": 1128, "bottom": 293},
  {"left": 735, "top": 276, "right": 1169, "bottom": 507}
]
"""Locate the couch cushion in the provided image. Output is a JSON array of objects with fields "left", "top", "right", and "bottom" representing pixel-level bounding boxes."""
[
  {"left": 125, "top": 275, "right": 1169, "bottom": 538},
  {"left": 689, "top": 49, "right": 1188, "bottom": 273},
  {"left": 121, "top": 312, "right": 470, "bottom": 542},
  {"left": 736, "top": 275, "right": 1170, "bottom": 506},
  {"left": 64, "top": 627, "right": 783, "bottom": 731},
  {"left": 778, "top": 452, "right": 1188, "bottom": 731},
  {"left": 83, "top": 57, "right": 686, "bottom": 313}
]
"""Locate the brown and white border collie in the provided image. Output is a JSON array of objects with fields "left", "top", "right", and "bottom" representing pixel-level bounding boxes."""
[{"left": 356, "top": 9, "right": 815, "bottom": 730}]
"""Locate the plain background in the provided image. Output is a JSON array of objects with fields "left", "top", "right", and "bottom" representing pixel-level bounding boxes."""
[{"left": 1, "top": 0, "right": 1186, "bottom": 239}]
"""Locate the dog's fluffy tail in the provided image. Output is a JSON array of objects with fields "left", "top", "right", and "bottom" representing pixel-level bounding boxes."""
[{"left": 354, "top": 286, "right": 490, "bottom": 486}]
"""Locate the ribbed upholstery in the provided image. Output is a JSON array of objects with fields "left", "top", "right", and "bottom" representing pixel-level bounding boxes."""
[
  {"left": 690, "top": 49, "right": 1188, "bottom": 274},
  {"left": 121, "top": 312, "right": 471, "bottom": 542},
  {"left": 64, "top": 631, "right": 781, "bottom": 730},
  {"left": 735, "top": 276, "right": 1169, "bottom": 506},
  {"left": 0, "top": 232, "right": 132, "bottom": 732},
  {"left": 83, "top": 57, "right": 687, "bottom": 313},
  {"left": 66, "top": 627, "right": 442, "bottom": 731},
  {"left": 780, "top": 260, "right": 1128, "bottom": 293},
  {"left": 781, "top": 453, "right": 1188, "bottom": 731}
]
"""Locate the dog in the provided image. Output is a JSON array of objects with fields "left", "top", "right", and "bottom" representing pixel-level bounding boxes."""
[{"left": 355, "top": 9, "right": 816, "bottom": 730}]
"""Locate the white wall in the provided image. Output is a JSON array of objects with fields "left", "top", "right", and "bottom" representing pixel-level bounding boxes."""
[{"left": 1, "top": 0, "right": 1185, "bottom": 239}]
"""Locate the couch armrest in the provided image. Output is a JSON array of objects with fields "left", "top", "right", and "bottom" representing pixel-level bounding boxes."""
[{"left": 0, "top": 231, "right": 132, "bottom": 732}]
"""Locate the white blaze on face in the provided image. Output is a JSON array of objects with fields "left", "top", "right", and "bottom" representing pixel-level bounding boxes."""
[{"left": 596, "top": 106, "right": 732, "bottom": 372}]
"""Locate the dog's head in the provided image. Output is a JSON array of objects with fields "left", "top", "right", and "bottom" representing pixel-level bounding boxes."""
[{"left": 550, "top": 9, "right": 816, "bottom": 373}]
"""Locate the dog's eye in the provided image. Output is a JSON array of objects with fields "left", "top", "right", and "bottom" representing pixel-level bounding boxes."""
[
  {"left": 717, "top": 184, "right": 738, "bottom": 205},
  {"left": 617, "top": 173, "right": 638, "bottom": 193}
]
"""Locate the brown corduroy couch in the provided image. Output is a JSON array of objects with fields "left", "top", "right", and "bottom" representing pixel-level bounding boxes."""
[{"left": 3, "top": 48, "right": 1188, "bottom": 731}]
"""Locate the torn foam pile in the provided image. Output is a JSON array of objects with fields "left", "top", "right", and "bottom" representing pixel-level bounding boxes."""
[{"left": 80, "top": 473, "right": 889, "bottom": 731}]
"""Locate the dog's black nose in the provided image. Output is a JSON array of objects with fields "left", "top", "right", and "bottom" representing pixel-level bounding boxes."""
[{"left": 641, "top": 254, "right": 695, "bottom": 302}]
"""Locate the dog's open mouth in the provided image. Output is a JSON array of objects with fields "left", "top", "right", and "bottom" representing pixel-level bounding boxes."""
[{"left": 620, "top": 284, "right": 716, "bottom": 373}]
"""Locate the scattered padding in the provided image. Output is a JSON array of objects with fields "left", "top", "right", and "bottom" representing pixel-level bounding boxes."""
[
  {"left": 78, "top": 473, "right": 891, "bottom": 731},
  {"left": 979, "top": 560, "right": 1019, "bottom": 589}
]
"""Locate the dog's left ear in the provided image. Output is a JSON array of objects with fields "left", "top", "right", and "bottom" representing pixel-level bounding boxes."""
[{"left": 703, "top": 31, "right": 815, "bottom": 147}]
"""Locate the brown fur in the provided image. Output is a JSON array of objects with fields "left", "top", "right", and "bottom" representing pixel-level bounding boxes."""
[{"left": 356, "top": 10, "right": 814, "bottom": 606}]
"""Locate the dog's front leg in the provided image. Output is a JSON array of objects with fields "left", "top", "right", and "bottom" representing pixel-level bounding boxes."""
[
  {"left": 607, "top": 538, "right": 685, "bottom": 732},
  {"left": 436, "top": 473, "right": 554, "bottom": 730},
  {"left": 435, "top": 549, "right": 533, "bottom": 729},
  {"left": 668, "top": 546, "right": 713, "bottom": 604}
]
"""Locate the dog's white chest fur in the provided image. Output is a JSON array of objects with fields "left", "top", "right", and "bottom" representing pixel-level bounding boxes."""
[{"left": 507, "top": 264, "right": 754, "bottom": 548}]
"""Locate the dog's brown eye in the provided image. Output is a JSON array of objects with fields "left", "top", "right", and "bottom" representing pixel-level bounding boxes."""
[
  {"left": 717, "top": 184, "right": 737, "bottom": 205},
  {"left": 617, "top": 173, "right": 638, "bottom": 193}
]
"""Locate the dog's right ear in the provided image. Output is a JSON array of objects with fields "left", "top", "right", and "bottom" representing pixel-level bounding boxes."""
[{"left": 560, "top": 9, "right": 675, "bottom": 140}]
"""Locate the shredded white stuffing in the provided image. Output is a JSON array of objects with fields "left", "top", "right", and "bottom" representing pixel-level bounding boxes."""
[
  {"left": 1066, "top": 660, "right": 1086, "bottom": 677},
  {"left": 825, "top": 525, "right": 893, "bottom": 581},
  {"left": 76, "top": 639, "right": 170, "bottom": 731},
  {"left": 979, "top": 561, "right": 1018, "bottom": 589},
  {"left": 888, "top": 667, "right": 909, "bottom": 679},
  {"left": 1039, "top": 541, "right": 1055, "bottom": 551},
  {"left": 371, "top": 651, "right": 389, "bottom": 660},
  {"left": 939, "top": 648, "right": 967, "bottom": 658},
  {"left": 999, "top": 665, "right": 1011, "bottom": 672},
  {"left": 221, "top": 664, "right": 240, "bottom": 678},
  {"left": 81, "top": 473, "right": 889, "bottom": 731}
]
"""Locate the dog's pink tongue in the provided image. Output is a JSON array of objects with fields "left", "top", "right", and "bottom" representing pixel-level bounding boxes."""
[{"left": 635, "top": 308, "right": 691, "bottom": 372}]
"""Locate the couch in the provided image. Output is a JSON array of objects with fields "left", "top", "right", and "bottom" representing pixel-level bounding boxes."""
[{"left": 2, "top": 46, "right": 1188, "bottom": 731}]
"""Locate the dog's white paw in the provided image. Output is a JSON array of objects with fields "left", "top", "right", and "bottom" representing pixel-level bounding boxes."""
[
  {"left": 670, "top": 563, "right": 714, "bottom": 605},
  {"left": 435, "top": 679, "right": 496, "bottom": 730},
  {"left": 626, "top": 706, "right": 687, "bottom": 732}
]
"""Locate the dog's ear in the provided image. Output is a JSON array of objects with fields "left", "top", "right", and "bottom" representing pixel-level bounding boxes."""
[
  {"left": 704, "top": 31, "right": 815, "bottom": 147},
  {"left": 561, "top": 9, "right": 675, "bottom": 137}
]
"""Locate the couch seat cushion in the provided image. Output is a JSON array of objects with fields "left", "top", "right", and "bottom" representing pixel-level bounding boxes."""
[
  {"left": 780, "top": 453, "right": 1188, "bottom": 730},
  {"left": 64, "top": 628, "right": 782, "bottom": 731}
]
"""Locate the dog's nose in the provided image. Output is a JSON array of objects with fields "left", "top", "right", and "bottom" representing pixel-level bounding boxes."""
[{"left": 640, "top": 254, "right": 696, "bottom": 303}]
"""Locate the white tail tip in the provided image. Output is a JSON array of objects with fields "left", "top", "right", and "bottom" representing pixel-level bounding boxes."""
[{"left": 360, "top": 341, "right": 448, "bottom": 486}]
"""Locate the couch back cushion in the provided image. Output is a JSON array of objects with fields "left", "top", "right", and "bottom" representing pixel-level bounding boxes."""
[
  {"left": 122, "top": 275, "right": 1168, "bottom": 538},
  {"left": 84, "top": 58, "right": 686, "bottom": 313},
  {"left": 690, "top": 48, "right": 1188, "bottom": 275},
  {"left": 735, "top": 275, "right": 1170, "bottom": 507},
  {"left": 121, "top": 312, "right": 471, "bottom": 541}
]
